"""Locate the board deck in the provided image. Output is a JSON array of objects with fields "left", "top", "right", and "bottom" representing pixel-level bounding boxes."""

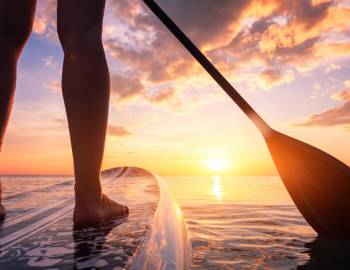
[{"left": 0, "top": 167, "right": 163, "bottom": 269}]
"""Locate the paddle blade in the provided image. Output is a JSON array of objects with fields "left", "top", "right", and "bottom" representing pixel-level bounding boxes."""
[{"left": 265, "top": 131, "right": 350, "bottom": 239}]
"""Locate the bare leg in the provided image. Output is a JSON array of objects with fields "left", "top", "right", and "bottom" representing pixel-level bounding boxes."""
[
  {"left": 57, "top": 0, "right": 128, "bottom": 228},
  {"left": 0, "top": 0, "right": 37, "bottom": 219}
]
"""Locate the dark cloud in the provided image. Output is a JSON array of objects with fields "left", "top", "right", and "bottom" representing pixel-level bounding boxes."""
[
  {"left": 155, "top": 0, "right": 250, "bottom": 47},
  {"left": 106, "top": 0, "right": 257, "bottom": 83},
  {"left": 108, "top": 125, "right": 132, "bottom": 137},
  {"left": 286, "top": 0, "right": 333, "bottom": 30},
  {"left": 272, "top": 37, "right": 320, "bottom": 65}
]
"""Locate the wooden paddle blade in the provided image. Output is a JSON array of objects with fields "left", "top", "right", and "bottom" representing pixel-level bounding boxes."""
[{"left": 265, "top": 131, "right": 350, "bottom": 239}]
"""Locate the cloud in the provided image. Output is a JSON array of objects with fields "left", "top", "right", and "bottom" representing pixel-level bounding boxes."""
[
  {"left": 144, "top": 87, "right": 182, "bottom": 110},
  {"left": 331, "top": 89, "right": 350, "bottom": 101},
  {"left": 108, "top": 125, "right": 132, "bottom": 137},
  {"left": 153, "top": 0, "right": 251, "bottom": 48},
  {"left": 259, "top": 68, "right": 294, "bottom": 88},
  {"left": 33, "top": 17, "right": 47, "bottom": 34},
  {"left": 33, "top": 0, "right": 57, "bottom": 40},
  {"left": 110, "top": 73, "right": 144, "bottom": 101},
  {"left": 33, "top": 0, "right": 350, "bottom": 103},
  {"left": 209, "top": 0, "right": 350, "bottom": 77},
  {"left": 105, "top": 0, "right": 255, "bottom": 85},
  {"left": 325, "top": 64, "right": 341, "bottom": 73},
  {"left": 296, "top": 89, "right": 350, "bottom": 128},
  {"left": 104, "top": 0, "right": 193, "bottom": 83},
  {"left": 45, "top": 80, "right": 61, "bottom": 92},
  {"left": 144, "top": 88, "right": 176, "bottom": 103},
  {"left": 42, "top": 56, "right": 58, "bottom": 69}
]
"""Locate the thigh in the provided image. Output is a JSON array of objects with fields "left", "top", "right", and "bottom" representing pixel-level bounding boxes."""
[
  {"left": 57, "top": 0, "right": 106, "bottom": 43},
  {"left": 0, "top": 0, "right": 37, "bottom": 45}
]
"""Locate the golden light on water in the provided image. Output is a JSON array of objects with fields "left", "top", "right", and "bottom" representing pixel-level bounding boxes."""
[{"left": 212, "top": 175, "right": 222, "bottom": 200}]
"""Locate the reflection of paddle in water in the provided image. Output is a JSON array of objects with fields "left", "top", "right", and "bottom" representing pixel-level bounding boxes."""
[
  {"left": 298, "top": 236, "right": 350, "bottom": 269},
  {"left": 143, "top": 0, "right": 350, "bottom": 239}
]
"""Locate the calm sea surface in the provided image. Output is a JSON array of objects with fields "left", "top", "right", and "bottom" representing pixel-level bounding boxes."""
[
  {"left": 2, "top": 175, "right": 350, "bottom": 269},
  {"left": 164, "top": 176, "right": 350, "bottom": 270}
]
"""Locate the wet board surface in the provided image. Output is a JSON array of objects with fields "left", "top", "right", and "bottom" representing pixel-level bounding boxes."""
[{"left": 0, "top": 167, "right": 160, "bottom": 269}]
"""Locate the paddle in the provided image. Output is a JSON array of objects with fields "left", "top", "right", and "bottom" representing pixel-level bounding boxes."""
[{"left": 142, "top": 0, "right": 350, "bottom": 239}]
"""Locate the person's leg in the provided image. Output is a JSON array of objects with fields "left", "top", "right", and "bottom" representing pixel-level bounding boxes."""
[
  {"left": 57, "top": 0, "right": 128, "bottom": 228},
  {"left": 0, "top": 0, "right": 37, "bottom": 219}
]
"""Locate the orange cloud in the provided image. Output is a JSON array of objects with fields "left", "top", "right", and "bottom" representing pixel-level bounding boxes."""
[
  {"left": 331, "top": 89, "right": 350, "bottom": 101},
  {"left": 297, "top": 89, "right": 350, "bottom": 128},
  {"left": 211, "top": 0, "right": 350, "bottom": 76}
]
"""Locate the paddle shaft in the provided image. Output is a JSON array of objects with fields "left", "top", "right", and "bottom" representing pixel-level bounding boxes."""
[{"left": 143, "top": 0, "right": 272, "bottom": 135}]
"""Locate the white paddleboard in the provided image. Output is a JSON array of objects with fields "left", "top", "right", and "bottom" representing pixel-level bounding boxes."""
[{"left": 0, "top": 167, "right": 191, "bottom": 269}]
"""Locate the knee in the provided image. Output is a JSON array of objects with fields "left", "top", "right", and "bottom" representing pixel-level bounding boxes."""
[
  {"left": 0, "top": 21, "right": 32, "bottom": 50},
  {"left": 58, "top": 25, "right": 103, "bottom": 57}
]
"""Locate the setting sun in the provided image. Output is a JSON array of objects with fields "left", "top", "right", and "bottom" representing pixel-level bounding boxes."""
[{"left": 204, "top": 158, "right": 231, "bottom": 172}]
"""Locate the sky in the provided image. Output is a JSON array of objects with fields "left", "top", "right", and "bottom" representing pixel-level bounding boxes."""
[{"left": 0, "top": 0, "right": 350, "bottom": 176}]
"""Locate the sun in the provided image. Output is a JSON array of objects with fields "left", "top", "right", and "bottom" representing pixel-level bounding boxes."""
[{"left": 205, "top": 158, "right": 230, "bottom": 172}]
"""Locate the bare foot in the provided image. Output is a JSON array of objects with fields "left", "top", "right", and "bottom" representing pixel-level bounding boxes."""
[{"left": 73, "top": 194, "right": 128, "bottom": 228}]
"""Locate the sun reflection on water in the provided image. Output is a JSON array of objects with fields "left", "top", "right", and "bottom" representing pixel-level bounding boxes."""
[{"left": 212, "top": 175, "right": 222, "bottom": 200}]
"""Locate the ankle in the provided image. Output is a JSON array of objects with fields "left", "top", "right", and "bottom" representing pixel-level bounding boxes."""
[{"left": 74, "top": 183, "right": 102, "bottom": 204}]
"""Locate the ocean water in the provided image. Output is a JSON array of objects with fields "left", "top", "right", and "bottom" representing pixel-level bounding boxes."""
[
  {"left": 165, "top": 176, "right": 350, "bottom": 270},
  {"left": 2, "top": 174, "right": 350, "bottom": 269}
]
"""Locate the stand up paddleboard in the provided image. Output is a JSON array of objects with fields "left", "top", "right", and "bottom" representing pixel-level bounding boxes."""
[{"left": 0, "top": 167, "right": 191, "bottom": 269}]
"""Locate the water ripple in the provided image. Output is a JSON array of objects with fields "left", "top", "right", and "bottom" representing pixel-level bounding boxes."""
[{"left": 165, "top": 176, "right": 349, "bottom": 270}]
